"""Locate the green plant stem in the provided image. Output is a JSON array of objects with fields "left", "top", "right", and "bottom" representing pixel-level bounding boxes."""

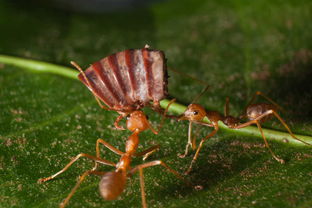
[
  {"left": 0, "top": 55, "right": 78, "bottom": 79},
  {"left": 159, "top": 100, "right": 312, "bottom": 146},
  {"left": 1, "top": 54, "right": 312, "bottom": 146}
]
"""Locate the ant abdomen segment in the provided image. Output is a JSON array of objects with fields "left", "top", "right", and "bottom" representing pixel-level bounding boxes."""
[{"left": 99, "top": 171, "right": 126, "bottom": 200}]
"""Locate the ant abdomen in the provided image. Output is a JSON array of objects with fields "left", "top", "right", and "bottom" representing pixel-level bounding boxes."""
[
  {"left": 99, "top": 171, "right": 126, "bottom": 200},
  {"left": 246, "top": 103, "right": 276, "bottom": 122}
]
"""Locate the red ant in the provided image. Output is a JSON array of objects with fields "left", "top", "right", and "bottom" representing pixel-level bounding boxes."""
[
  {"left": 176, "top": 88, "right": 311, "bottom": 174},
  {"left": 38, "top": 101, "right": 188, "bottom": 208},
  {"left": 38, "top": 53, "right": 186, "bottom": 207}
]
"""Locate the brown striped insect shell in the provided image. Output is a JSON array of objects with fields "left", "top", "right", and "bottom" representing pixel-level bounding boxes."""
[{"left": 71, "top": 45, "right": 168, "bottom": 130}]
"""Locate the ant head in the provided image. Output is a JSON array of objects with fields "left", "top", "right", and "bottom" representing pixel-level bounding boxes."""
[
  {"left": 179, "top": 104, "right": 206, "bottom": 122},
  {"left": 126, "top": 111, "right": 152, "bottom": 133}
]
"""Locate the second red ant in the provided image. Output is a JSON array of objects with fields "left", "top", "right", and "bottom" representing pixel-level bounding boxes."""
[{"left": 174, "top": 86, "right": 311, "bottom": 174}]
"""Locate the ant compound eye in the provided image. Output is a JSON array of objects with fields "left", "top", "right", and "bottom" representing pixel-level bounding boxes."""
[
  {"left": 146, "top": 115, "right": 149, "bottom": 120},
  {"left": 193, "top": 111, "right": 199, "bottom": 115}
]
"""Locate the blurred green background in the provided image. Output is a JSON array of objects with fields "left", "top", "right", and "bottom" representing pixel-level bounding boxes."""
[{"left": 0, "top": 0, "right": 312, "bottom": 207}]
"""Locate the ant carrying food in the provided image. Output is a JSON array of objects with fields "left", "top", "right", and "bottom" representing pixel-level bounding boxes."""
[
  {"left": 175, "top": 85, "right": 311, "bottom": 174},
  {"left": 70, "top": 45, "right": 177, "bottom": 174},
  {"left": 38, "top": 46, "right": 189, "bottom": 207},
  {"left": 71, "top": 45, "right": 168, "bottom": 130},
  {"left": 38, "top": 101, "right": 188, "bottom": 208}
]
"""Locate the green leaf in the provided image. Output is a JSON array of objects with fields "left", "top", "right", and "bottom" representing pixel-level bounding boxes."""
[{"left": 1, "top": 0, "right": 312, "bottom": 208}]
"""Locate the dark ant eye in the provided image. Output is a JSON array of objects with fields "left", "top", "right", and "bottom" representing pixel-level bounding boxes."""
[
  {"left": 193, "top": 111, "right": 199, "bottom": 115},
  {"left": 146, "top": 115, "right": 149, "bottom": 120}
]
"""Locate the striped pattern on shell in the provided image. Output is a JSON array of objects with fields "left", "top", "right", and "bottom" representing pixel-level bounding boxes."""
[{"left": 78, "top": 48, "right": 168, "bottom": 111}]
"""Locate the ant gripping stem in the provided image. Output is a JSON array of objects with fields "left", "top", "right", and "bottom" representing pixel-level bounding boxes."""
[
  {"left": 226, "top": 92, "right": 312, "bottom": 156},
  {"left": 171, "top": 69, "right": 311, "bottom": 173}
]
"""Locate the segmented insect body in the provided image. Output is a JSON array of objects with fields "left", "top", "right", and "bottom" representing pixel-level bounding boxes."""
[{"left": 75, "top": 47, "right": 168, "bottom": 129}]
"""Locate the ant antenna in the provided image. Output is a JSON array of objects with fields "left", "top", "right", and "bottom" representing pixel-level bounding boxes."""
[
  {"left": 244, "top": 91, "right": 285, "bottom": 113},
  {"left": 224, "top": 97, "right": 230, "bottom": 117},
  {"left": 156, "top": 98, "right": 177, "bottom": 133},
  {"left": 191, "top": 84, "right": 210, "bottom": 104},
  {"left": 168, "top": 67, "right": 208, "bottom": 86}
]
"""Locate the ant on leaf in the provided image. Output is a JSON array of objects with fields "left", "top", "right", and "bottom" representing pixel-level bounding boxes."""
[
  {"left": 173, "top": 79, "right": 311, "bottom": 174},
  {"left": 38, "top": 99, "right": 189, "bottom": 208}
]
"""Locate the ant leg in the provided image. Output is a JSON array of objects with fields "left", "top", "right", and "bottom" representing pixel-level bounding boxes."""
[
  {"left": 271, "top": 111, "right": 311, "bottom": 146},
  {"left": 256, "top": 91, "right": 284, "bottom": 111},
  {"left": 156, "top": 98, "right": 177, "bottom": 133},
  {"left": 130, "top": 160, "right": 191, "bottom": 186},
  {"left": 224, "top": 97, "right": 230, "bottom": 117},
  {"left": 231, "top": 111, "right": 285, "bottom": 163},
  {"left": 240, "top": 91, "right": 263, "bottom": 118},
  {"left": 179, "top": 121, "right": 193, "bottom": 158},
  {"left": 139, "top": 168, "right": 147, "bottom": 208},
  {"left": 93, "top": 138, "right": 124, "bottom": 170},
  {"left": 232, "top": 110, "right": 274, "bottom": 129},
  {"left": 185, "top": 126, "right": 219, "bottom": 175},
  {"left": 96, "top": 138, "right": 124, "bottom": 157},
  {"left": 178, "top": 121, "right": 214, "bottom": 159},
  {"left": 136, "top": 161, "right": 186, "bottom": 182},
  {"left": 60, "top": 170, "right": 106, "bottom": 208},
  {"left": 255, "top": 121, "right": 285, "bottom": 164},
  {"left": 243, "top": 91, "right": 284, "bottom": 114},
  {"left": 223, "top": 98, "right": 245, "bottom": 125},
  {"left": 38, "top": 153, "right": 115, "bottom": 183},
  {"left": 134, "top": 144, "right": 160, "bottom": 161},
  {"left": 129, "top": 161, "right": 192, "bottom": 198},
  {"left": 149, "top": 98, "right": 177, "bottom": 135},
  {"left": 191, "top": 125, "right": 204, "bottom": 150},
  {"left": 153, "top": 100, "right": 180, "bottom": 121},
  {"left": 193, "top": 120, "right": 214, "bottom": 127},
  {"left": 114, "top": 114, "right": 127, "bottom": 130}
]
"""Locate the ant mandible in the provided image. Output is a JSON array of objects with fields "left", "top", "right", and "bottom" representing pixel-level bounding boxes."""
[
  {"left": 177, "top": 88, "right": 311, "bottom": 174},
  {"left": 38, "top": 102, "right": 188, "bottom": 208}
]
